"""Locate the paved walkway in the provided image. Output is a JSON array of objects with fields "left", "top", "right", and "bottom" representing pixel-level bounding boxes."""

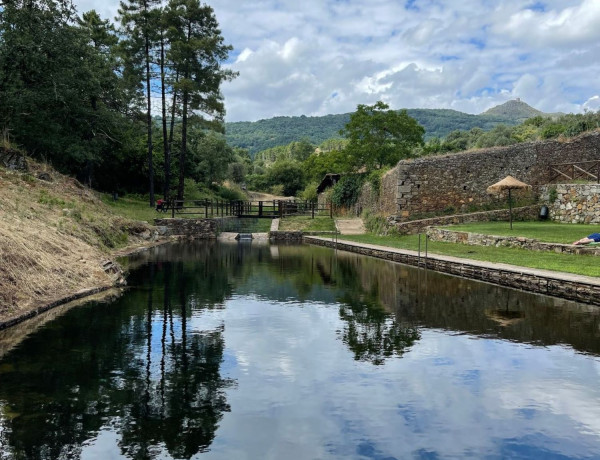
[{"left": 335, "top": 218, "right": 366, "bottom": 235}]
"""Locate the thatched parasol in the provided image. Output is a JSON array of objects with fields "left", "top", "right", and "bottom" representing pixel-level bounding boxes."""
[{"left": 487, "top": 176, "right": 531, "bottom": 229}]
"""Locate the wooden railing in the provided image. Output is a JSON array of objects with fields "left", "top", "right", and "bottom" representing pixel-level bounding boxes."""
[
  {"left": 548, "top": 161, "right": 600, "bottom": 183},
  {"left": 158, "top": 199, "right": 331, "bottom": 219}
]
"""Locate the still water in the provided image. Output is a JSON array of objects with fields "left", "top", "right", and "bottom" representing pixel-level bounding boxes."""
[{"left": 1, "top": 241, "right": 600, "bottom": 459}]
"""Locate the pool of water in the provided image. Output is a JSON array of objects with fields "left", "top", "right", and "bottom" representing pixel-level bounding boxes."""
[{"left": 1, "top": 241, "right": 599, "bottom": 459}]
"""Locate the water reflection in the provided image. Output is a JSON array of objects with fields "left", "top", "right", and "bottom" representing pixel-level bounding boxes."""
[
  {"left": 0, "top": 241, "right": 599, "bottom": 459},
  {"left": 0, "top": 247, "right": 234, "bottom": 459}
]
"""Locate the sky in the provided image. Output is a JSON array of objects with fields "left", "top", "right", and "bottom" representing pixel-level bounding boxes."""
[{"left": 72, "top": 0, "right": 600, "bottom": 122}]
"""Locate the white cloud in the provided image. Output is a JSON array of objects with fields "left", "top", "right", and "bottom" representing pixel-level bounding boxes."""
[
  {"left": 71, "top": 0, "right": 600, "bottom": 121},
  {"left": 583, "top": 96, "right": 600, "bottom": 112}
]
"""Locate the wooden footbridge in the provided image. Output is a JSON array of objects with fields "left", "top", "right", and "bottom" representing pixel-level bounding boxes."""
[{"left": 158, "top": 199, "right": 331, "bottom": 219}]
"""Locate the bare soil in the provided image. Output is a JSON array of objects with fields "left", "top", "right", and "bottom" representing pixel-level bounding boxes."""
[{"left": 335, "top": 218, "right": 366, "bottom": 235}]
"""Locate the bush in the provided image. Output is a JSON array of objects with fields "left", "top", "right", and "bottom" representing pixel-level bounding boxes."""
[
  {"left": 215, "top": 184, "right": 246, "bottom": 201},
  {"left": 331, "top": 175, "right": 363, "bottom": 208},
  {"left": 270, "top": 184, "right": 285, "bottom": 196},
  {"left": 540, "top": 123, "right": 566, "bottom": 139},
  {"left": 245, "top": 173, "right": 270, "bottom": 192},
  {"left": 265, "top": 160, "right": 305, "bottom": 196},
  {"left": 366, "top": 168, "right": 389, "bottom": 195},
  {"left": 363, "top": 209, "right": 396, "bottom": 236},
  {"left": 301, "top": 181, "right": 319, "bottom": 202}
]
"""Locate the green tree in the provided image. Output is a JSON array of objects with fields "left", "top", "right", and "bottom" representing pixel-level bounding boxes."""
[
  {"left": 166, "top": 0, "right": 237, "bottom": 200},
  {"left": 340, "top": 101, "right": 424, "bottom": 170},
  {"left": 187, "top": 130, "right": 234, "bottom": 186},
  {"left": 289, "top": 139, "right": 315, "bottom": 162},
  {"left": 0, "top": 1, "right": 135, "bottom": 186},
  {"left": 303, "top": 149, "right": 351, "bottom": 182},
  {"left": 265, "top": 161, "right": 305, "bottom": 196},
  {"left": 118, "top": 0, "right": 161, "bottom": 206}
]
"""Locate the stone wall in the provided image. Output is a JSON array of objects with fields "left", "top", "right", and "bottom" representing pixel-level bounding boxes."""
[
  {"left": 352, "top": 168, "right": 398, "bottom": 216},
  {"left": 269, "top": 231, "right": 303, "bottom": 242},
  {"left": 388, "top": 206, "right": 539, "bottom": 235},
  {"left": 539, "top": 184, "right": 600, "bottom": 224},
  {"left": 379, "top": 131, "right": 600, "bottom": 220},
  {"left": 154, "top": 218, "right": 217, "bottom": 238},
  {"left": 304, "top": 236, "right": 600, "bottom": 306},
  {"left": 426, "top": 227, "right": 600, "bottom": 256}
]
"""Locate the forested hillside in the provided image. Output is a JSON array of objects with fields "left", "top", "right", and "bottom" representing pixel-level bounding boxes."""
[
  {"left": 225, "top": 102, "right": 549, "bottom": 156},
  {"left": 0, "top": 0, "right": 235, "bottom": 205}
]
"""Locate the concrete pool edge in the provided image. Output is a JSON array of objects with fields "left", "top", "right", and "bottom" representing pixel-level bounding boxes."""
[{"left": 303, "top": 236, "right": 600, "bottom": 306}]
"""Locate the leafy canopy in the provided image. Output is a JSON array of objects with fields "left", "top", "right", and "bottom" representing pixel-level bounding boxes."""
[{"left": 341, "top": 101, "right": 424, "bottom": 170}]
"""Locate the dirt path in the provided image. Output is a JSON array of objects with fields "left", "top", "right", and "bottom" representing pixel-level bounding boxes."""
[
  {"left": 247, "top": 191, "right": 293, "bottom": 201},
  {"left": 335, "top": 218, "right": 366, "bottom": 235}
]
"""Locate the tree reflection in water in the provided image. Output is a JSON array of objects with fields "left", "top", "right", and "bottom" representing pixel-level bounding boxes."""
[
  {"left": 313, "top": 253, "right": 421, "bottom": 365},
  {"left": 338, "top": 294, "right": 420, "bottom": 365},
  {"left": 1, "top": 242, "right": 599, "bottom": 458},
  {"left": 0, "top": 252, "right": 234, "bottom": 459}
]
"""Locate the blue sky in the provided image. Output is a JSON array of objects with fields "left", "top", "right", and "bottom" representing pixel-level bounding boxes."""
[{"left": 73, "top": 0, "right": 600, "bottom": 122}]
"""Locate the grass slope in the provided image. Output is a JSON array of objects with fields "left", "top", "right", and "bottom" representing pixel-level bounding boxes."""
[{"left": 0, "top": 159, "right": 153, "bottom": 320}]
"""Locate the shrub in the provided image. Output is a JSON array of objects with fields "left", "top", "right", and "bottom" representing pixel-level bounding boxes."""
[
  {"left": 265, "top": 160, "right": 305, "bottom": 196},
  {"left": 366, "top": 167, "right": 389, "bottom": 196},
  {"left": 270, "top": 184, "right": 285, "bottom": 196},
  {"left": 301, "top": 181, "right": 319, "bottom": 202},
  {"left": 331, "top": 175, "right": 363, "bottom": 208},
  {"left": 540, "top": 123, "right": 566, "bottom": 139},
  {"left": 363, "top": 210, "right": 396, "bottom": 236}
]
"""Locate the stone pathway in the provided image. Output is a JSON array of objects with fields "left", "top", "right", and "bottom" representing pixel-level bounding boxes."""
[{"left": 335, "top": 218, "right": 366, "bottom": 235}]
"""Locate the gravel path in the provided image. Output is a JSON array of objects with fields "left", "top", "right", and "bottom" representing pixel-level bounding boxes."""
[{"left": 335, "top": 218, "right": 366, "bottom": 235}]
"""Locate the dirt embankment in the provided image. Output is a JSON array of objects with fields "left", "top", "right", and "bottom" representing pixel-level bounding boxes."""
[{"left": 0, "top": 156, "right": 158, "bottom": 328}]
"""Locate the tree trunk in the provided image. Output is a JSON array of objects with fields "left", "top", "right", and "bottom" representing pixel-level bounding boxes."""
[
  {"left": 177, "top": 89, "right": 188, "bottom": 201},
  {"left": 160, "top": 32, "right": 170, "bottom": 201},
  {"left": 145, "top": 33, "right": 154, "bottom": 207},
  {"left": 168, "top": 71, "right": 179, "bottom": 151}
]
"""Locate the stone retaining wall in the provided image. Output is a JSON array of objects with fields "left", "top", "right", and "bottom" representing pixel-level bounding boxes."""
[
  {"left": 539, "top": 184, "right": 600, "bottom": 224},
  {"left": 304, "top": 237, "right": 600, "bottom": 306},
  {"left": 379, "top": 131, "right": 600, "bottom": 220},
  {"left": 388, "top": 206, "right": 539, "bottom": 235},
  {"left": 426, "top": 227, "right": 600, "bottom": 256},
  {"left": 154, "top": 218, "right": 217, "bottom": 239},
  {"left": 269, "top": 231, "right": 303, "bottom": 242}
]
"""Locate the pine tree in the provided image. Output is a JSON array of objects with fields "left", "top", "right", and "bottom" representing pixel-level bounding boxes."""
[
  {"left": 166, "top": 0, "right": 236, "bottom": 200},
  {"left": 118, "top": 0, "right": 162, "bottom": 206}
]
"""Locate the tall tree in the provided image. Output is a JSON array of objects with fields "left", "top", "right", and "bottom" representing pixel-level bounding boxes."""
[
  {"left": 341, "top": 101, "right": 425, "bottom": 170},
  {"left": 157, "top": 10, "right": 172, "bottom": 201},
  {"left": 166, "top": 0, "right": 236, "bottom": 200},
  {"left": 118, "top": 0, "right": 161, "bottom": 206},
  {"left": 0, "top": 1, "right": 132, "bottom": 184}
]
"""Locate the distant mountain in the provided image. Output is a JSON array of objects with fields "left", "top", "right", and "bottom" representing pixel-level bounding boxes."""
[
  {"left": 225, "top": 101, "right": 550, "bottom": 156},
  {"left": 481, "top": 99, "right": 544, "bottom": 122}
]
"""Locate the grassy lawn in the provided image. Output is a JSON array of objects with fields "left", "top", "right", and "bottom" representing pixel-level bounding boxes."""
[
  {"left": 101, "top": 193, "right": 160, "bottom": 223},
  {"left": 447, "top": 221, "right": 600, "bottom": 244},
  {"left": 279, "top": 215, "right": 336, "bottom": 232},
  {"left": 337, "top": 233, "right": 600, "bottom": 277}
]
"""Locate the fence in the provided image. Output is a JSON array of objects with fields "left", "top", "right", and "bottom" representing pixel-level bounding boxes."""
[
  {"left": 158, "top": 199, "right": 332, "bottom": 219},
  {"left": 548, "top": 161, "right": 600, "bottom": 183}
]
